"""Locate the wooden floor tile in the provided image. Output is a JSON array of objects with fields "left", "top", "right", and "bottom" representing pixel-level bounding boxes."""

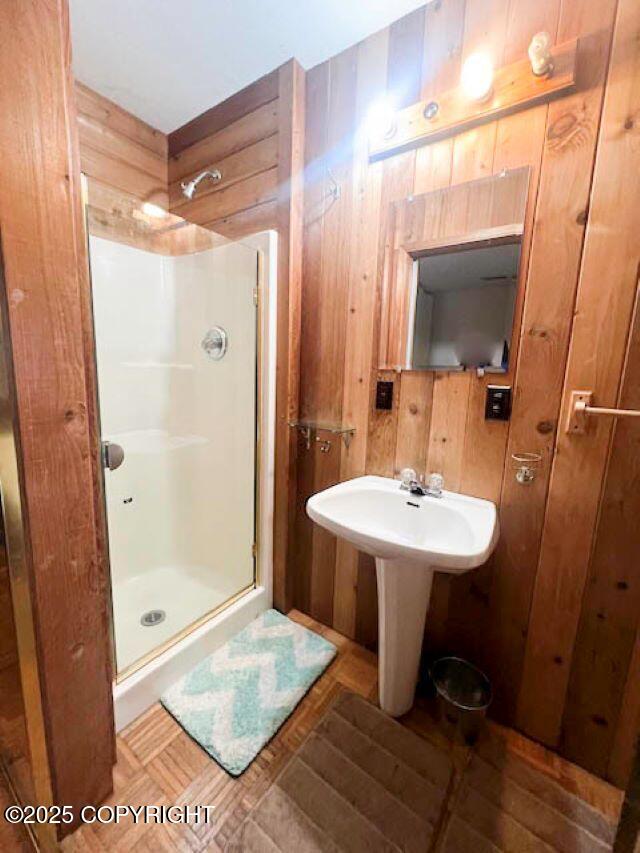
[{"left": 55, "top": 610, "right": 621, "bottom": 852}]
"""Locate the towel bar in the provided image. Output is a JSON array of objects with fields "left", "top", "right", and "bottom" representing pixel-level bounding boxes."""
[{"left": 566, "top": 390, "right": 640, "bottom": 434}]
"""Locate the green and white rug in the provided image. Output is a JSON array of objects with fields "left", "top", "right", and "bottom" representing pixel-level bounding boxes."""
[{"left": 160, "top": 609, "right": 337, "bottom": 776}]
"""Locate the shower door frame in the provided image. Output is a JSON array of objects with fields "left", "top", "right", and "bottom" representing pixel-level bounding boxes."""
[{"left": 80, "top": 177, "right": 269, "bottom": 684}]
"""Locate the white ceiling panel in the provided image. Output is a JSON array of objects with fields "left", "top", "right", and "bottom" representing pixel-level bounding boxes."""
[{"left": 69, "top": 0, "right": 427, "bottom": 132}]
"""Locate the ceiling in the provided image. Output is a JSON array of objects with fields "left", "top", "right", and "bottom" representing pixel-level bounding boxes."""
[
  {"left": 418, "top": 243, "right": 522, "bottom": 293},
  {"left": 69, "top": 0, "right": 427, "bottom": 133}
]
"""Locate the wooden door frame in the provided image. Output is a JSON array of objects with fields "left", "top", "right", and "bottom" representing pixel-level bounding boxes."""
[{"left": 0, "top": 0, "right": 115, "bottom": 841}]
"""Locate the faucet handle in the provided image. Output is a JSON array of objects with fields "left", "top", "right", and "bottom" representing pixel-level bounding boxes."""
[
  {"left": 426, "top": 472, "right": 444, "bottom": 493},
  {"left": 399, "top": 468, "right": 417, "bottom": 489}
]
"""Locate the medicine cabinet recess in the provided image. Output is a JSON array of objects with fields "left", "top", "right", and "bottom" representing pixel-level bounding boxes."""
[
  {"left": 408, "top": 238, "right": 521, "bottom": 372},
  {"left": 378, "top": 166, "right": 530, "bottom": 372}
]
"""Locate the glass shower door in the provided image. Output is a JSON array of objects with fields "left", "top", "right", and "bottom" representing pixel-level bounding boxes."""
[{"left": 85, "top": 183, "right": 258, "bottom": 675}]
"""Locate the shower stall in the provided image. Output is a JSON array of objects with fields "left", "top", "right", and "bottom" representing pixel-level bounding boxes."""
[{"left": 83, "top": 180, "right": 275, "bottom": 727}]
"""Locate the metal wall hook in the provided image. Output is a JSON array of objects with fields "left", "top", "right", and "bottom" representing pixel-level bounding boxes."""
[{"left": 315, "top": 437, "right": 332, "bottom": 454}]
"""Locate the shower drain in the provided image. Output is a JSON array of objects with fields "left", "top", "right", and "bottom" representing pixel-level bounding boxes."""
[{"left": 140, "top": 609, "right": 166, "bottom": 627}]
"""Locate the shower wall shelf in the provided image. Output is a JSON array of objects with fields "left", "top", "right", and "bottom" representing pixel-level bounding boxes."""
[{"left": 290, "top": 421, "right": 356, "bottom": 451}]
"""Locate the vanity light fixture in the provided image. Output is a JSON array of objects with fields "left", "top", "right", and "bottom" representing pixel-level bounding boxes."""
[
  {"left": 141, "top": 201, "right": 167, "bottom": 218},
  {"left": 367, "top": 96, "right": 397, "bottom": 140},
  {"left": 423, "top": 101, "right": 439, "bottom": 121},
  {"left": 528, "top": 31, "right": 554, "bottom": 77},
  {"left": 460, "top": 52, "right": 494, "bottom": 102}
]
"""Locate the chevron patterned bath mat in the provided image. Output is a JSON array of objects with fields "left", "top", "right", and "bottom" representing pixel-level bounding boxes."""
[{"left": 160, "top": 609, "right": 337, "bottom": 776}]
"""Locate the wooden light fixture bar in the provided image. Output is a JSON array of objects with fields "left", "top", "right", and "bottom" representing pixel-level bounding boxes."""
[{"left": 369, "top": 38, "right": 579, "bottom": 161}]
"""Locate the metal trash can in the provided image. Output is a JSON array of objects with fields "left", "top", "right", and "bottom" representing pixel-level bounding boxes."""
[{"left": 430, "top": 657, "right": 492, "bottom": 745}]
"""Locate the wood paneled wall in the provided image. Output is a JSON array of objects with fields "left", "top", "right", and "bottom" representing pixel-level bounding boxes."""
[
  {"left": 167, "top": 69, "right": 281, "bottom": 238},
  {"left": 521, "top": 0, "right": 640, "bottom": 786},
  {"left": 168, "top": 61, "right": 304, "bottom": 610},
  {"left": 294, "top": 0, "right": 635, "bottom": 785},
  {"left": 75, "top": 82, "right": 168, "bottom": 205},
  {"left": 67, "top": 0, "right": 636, "bottom": 789}
]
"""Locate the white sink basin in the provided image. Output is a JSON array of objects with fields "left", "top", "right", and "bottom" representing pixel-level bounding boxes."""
[{"left": 307, "top": 475, "right": 499, "bottom": 716}]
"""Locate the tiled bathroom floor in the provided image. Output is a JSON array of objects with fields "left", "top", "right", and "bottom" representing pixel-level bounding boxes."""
[{"left": 61, "top": 611, "right": 623, "bottom": 852}]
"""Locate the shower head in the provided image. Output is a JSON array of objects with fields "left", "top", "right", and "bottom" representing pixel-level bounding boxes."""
[{"left": 181, "top": 169, "right": 222, "bottom": 200}]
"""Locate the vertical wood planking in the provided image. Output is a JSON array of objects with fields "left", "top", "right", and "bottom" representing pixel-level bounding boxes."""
[
  {"left": 489, "top": 0, "right": 614, "bottom": 722},
  {"left": 355, "top": 7, "right": 428, "bottom": 644},
  {"left": 517, "top": 0, "right": 634, "bottom": 746},
  {"left": 294, "top": 60, "right": 330, "bottom": 616},
  {"left": 449, "top": 0, "right": 509, "bottom": 185},
  {"left": 309, "top": 48, "right": 359, "bottom": 623},
  {"left": 273, "top": 60, "right": 305, "bottom": 612},
  {"left": 307, "top": 444, "right": 341, "bottom": 626},
  {"left": 0, "top": 0, "right": 115, "bottom": 836},
  {"left": 445, "top": 0, "right": 559, "bottom": 683},
  {"left": 610, "top": 616, "right": 640, "bottom": 787},
  {"left": 427, "top": 372, "right": 472, "bottom": 490},
  {"left": 413, "top": 0, "right": 469, "bottom": 658},
  {"left": 366, "top": 369, "right": 401, "bottom": 477},
  {"left": 414, "top": 0, "right": 465, "bottom": 196},
  {"left": 374, "top": 6, "right": 427, "bottom": 370},
  {"left": 561, "top": 286, "right": 640, "bottom": 779},
  {"left": 292, "top": 0, "right": 631, "bottom": 785},
  {"left": 333, "top": 29, "right": 389, "bottom": 637},
  {"left": 394, "top": 371, "right": 434, "bottom": 476},
  {"left": 299, "top": 61, "right": 330, "bottom": 422}
]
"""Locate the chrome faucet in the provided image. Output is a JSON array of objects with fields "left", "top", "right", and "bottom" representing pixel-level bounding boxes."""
[{"left": 399, "top": 468, "right": 444, "bottom": 498}]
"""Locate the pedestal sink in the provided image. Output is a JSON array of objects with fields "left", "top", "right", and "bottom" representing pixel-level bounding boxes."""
[{"left": 306, "top": 476, "right": 499, "bottom": 717}]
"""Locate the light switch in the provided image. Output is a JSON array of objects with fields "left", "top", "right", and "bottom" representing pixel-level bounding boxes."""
[
  {"left": 485, "top": 385, "right": 511, "bottom": 421},
  {"left": 376, "top": 380, "right": 394, "bottom": 411}
]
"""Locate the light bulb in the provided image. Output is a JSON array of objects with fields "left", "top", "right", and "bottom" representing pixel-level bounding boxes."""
[
  {"left": 141, "top": 201, "right": 167, "bottom": 218},
  {"left": 528, "top": 31, "right": 553, "bottom": 76},
  {"left": 460, "top": 52, "right": 494, "bottom": 102},
  {"left": 367, "top": 97, "right": 397, "bottom": 140}
]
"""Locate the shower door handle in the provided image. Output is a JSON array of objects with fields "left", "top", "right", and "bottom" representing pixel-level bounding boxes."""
[{"left": 102, "top": 441, "right": 125, "bottom": 471}]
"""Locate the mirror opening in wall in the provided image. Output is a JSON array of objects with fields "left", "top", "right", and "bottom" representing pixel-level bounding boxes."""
[
  {"left": 408, "top": 236, "right": 522, "bottom": 373},
  {"left": 378, "top": 166, "right": 530, "bottom": 372}
]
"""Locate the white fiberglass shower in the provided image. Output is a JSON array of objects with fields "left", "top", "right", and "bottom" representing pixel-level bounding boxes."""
[{"left": 84, "top": 180, "right": 273, "bottom": 696}]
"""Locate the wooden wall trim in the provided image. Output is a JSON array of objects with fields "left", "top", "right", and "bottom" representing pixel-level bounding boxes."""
[
  {"left": 168, "top": 67, "right": 280, "bottom": 156},
  {"left": 0, "top": 0, "right": 114, "bottom": 838},
  {"left": 517, "top": 0, "right": 640, "bottom": 751},
  {"left": 274, "top": 59, "right": 305, "bottom": 612}
]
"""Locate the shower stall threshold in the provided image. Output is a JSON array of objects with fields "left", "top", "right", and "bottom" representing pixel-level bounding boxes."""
[{"left": 113, "top": 585, "right": 269, "bottom": 731}]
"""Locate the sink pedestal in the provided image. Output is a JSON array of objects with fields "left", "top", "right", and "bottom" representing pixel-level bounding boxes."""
[{"left": 376, "top": 558, "right": 434, "bottom": 717}]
